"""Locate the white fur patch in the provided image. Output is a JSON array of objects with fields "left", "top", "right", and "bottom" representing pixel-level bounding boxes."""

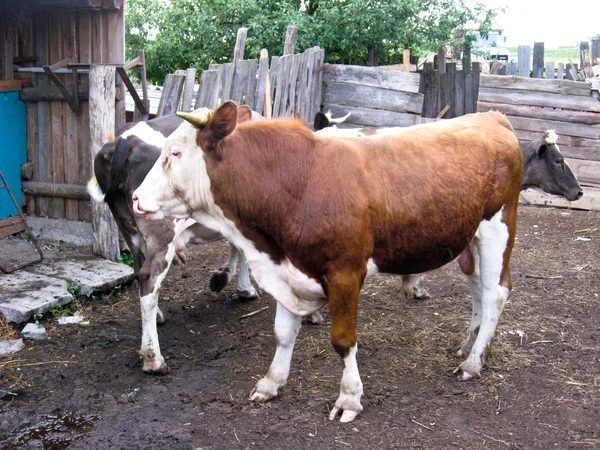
[
  {"left": 86, "top": 176, "right": 105, "bottom": 203},
  {"left": 545, "top": 130, "right": 558, "bottom": 145},
  {"left": 120, "top": 121, "right": 169, "bottom": 147}
]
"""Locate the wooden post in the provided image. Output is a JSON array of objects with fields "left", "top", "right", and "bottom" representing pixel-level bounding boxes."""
[
  {"left": 181, "top": 68, "right": 197, "bottom": 112},
  {"left": 283, "top": 25, "right": 298, "bottom": 55},
  {"left": 233, "top": 27, "right": 248, "bottom": 62},
  {"left": 437, "top": 47, "right": 446, "bottom": 74},
  {"left": 545, "top": 62, "right": 555, "bottom": 79},
  {"left": 579, "top": 41, "right": 589, "bottom": 72},
  {"left": 592, "top": 40, "right": 600, "bottom": 66},
  {"left": 533, "top": 42, "right": 544, "bottom": 78},
  {"left": 518, "top": 45, "right": 531, "bottom": 77},
  {"left": 403, "top": 49, "right": 411, "bottom": 71},
  {"left": 88, "top": 65, "right": 120, "bottom": 261}
]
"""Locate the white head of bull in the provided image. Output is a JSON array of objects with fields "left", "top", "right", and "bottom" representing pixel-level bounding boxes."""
[{"left": 132, "top": 106, "right": 222, "bottom": 220}]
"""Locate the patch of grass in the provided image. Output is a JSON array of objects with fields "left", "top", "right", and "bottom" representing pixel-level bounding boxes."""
[
  {"left": 507, "top": 45, "right": 580, "bottom": 66},
  {"left": 67, "top": 282, "right": 81, "bottom": 298},
  {"left": 117, "top": 252, "right": 135, "bottom": 269}
]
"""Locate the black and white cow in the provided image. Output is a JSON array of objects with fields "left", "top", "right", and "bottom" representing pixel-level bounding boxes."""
[
  {"left": 88, "top": 108, "right": 259, "bottom": 374},
  {"left": 314, "top": 113, "right": 583, "bottom": 299}
]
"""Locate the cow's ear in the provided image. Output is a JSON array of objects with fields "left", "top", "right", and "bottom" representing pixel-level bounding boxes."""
[
  {"left": 537, "top": 143, "right": 548, "bottom": 156},
  {"left": 207, "top": 100, "right": 238, "bottom": 141},
  {"left": 237, "top": 105, "right": 252, "bottom": 124}
]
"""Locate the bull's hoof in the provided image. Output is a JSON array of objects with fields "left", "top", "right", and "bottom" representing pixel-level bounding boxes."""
[
  {"left": 249, "top": 378, "right": 279, "bottom": 402},
  {"left": 329, "top": 394, "right": 363, "bottom": 422},
  {"left": 156, "top": 309, "right": 166, "bottom": 325},
  {"left": 455, "top": 360, "right": 482, "bottom": 381},
  {"left": 237, "top": 288, "right": 258, "bottom": 300},
  {"left": 142, "top": 360, "right": 169, "bottom": 375},
  {"left": 209, "top": 271, "right": 229, "bottom": 293}
]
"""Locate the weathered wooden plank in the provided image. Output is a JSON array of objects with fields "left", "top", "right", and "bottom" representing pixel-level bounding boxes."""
[
  {"left": 519, "top": 186, "right": 600, "bottom": 211},
  {"left": 243, "top": 60, "right": 258, "bottom": 110},
  {"left": 196, "top": 70, "right": 218, "bottom": 109},
  {"left": 480, "top": 75, "right": 591, "bottom": 96},
  {"left": 283, "top": 25, "right": 298, "bottom": 55},
  {"left": 311, "top": 49, "right": 325, "bottom": 124},
  {"left": 518, "top": 45, "right": 531, "bottom": 77},
  {"left": 322, "top": 103, "right": 420, "bottom": 128},
  {"left": 323, "top": 64, "right": 420, "bottom": 93},
  {"left": 231, "top": 60, "right": 250, "bottom": 105},
  {"left": 156, "top": 73, "right": 185, "bottom": 116},
  {"left": 557, "top": 63, "right": 565, "bottom": 80},
  {"left": 50, "top": 101, "right": 66, "bottom": 218},
  {"left": 88, "top": 65, "right": 120, "bottom": 261},
  {"left": 64, "top": 105, "right": 79, "bottom": 219},
  {"left": 78, "top": 101, "right": 92, "bottom": 222},
  {"left": 420, "top": 63, "right": 438, "bottom": 118},
  {"left": 477, "top": 101, "right": 600, "bottom": 125},
  {"left": 478, "top": 87, "right": 600, "bottom": 112},
  {"left": 25, "top": 104, "right": 37, "bottom": 215},
  {"left": 507, "top": 115, "right": 600, "bottom": 139},
  {"left": 33, "top": 14, "right": 49, "bottom": 217},
  {"left": 305, "top": 51, "right": 318, "bottom": 122},
  {"left": 513, "top": 129, "right": 600, "bottom": 150},
  {"left": 269, "top": 56, "right": 280, "bottom": 115},
  {"left": 284, "top": 54, "right": 302, "bottom": 116},
  {"left": 107, "top": 8, "right": 125, "bottom": 130},
  {"left": 179, "top": 68, "right": 196, "bottom": 112},
  {"left": 533, "top": 42, "right": 544, "bottom": 78},
  {"left": 255, "top": 52, "right": 269, "bottom": 116},
  {"left": 565, "top": 158, "right": 600, "bottom": 186},
  {"left": 323, "top": 82, "right": 423, "bottom": 114},
  {"left": 233, "top": 28, "right": 247, "bottom": 62},
  {"left": 545, "top": 62, "right": 555, "bottom": 80},
  {"left": 454, "top": 70, "right": 465, "bottom": 117},
  {"left": 19, "top": 84, "right": 89, "bottom": 102},
  {"left": 219, "top": 63, "right": 234, "bottom": 103},
  {"left": 0, "top": 217, "right": 26, "bottom": 239}
]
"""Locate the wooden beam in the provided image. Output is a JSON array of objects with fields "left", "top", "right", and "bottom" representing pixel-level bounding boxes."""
[
  {"left": 22, "top": 182, "right": 90, "bottom": 200},
  {"left": 283, "top": 25, "right": 298, "bottom": 55},
  {"left": 116, "top": 66, "right": 148, "bottom": 119},
  {"left": 233, "top": 28, "right": 248, "bottom": 62},
  {"left": 19, "top": 83, "right": 89, "bottom": 102},
  {"left": 42, "top": 58, "right": 80, "bottom": 113}
]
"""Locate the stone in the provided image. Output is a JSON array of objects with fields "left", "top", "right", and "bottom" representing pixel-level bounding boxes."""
[
  {"left": 0, "top": 339, "right": 25, "bottom": 356},
  {"left": 21, "top": 323, "right": 47, "bottom": 340},
  {"left": 57, "top": 315, "right": 85, "bottom": 325}
]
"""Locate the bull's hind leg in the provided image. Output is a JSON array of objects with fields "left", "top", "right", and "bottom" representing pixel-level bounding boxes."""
[
  {"left": 250, "top": 302, "right": 302, "bottom": 401},
  {"left": 326, "top": 271, "right": 364, "bottom": 423},
  {"left": 457, "top": 206, "right": 516, "bottom": 380},
  {"left": 236, "top": 252, "right": 258, "bottom": 299},
  {"left": 457, "top": 245, "right": 482, "bottom": 358}
]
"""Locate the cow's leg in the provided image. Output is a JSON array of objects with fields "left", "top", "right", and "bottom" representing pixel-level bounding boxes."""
[
  {"left": 250, "top": 302, "right": 302, "bottom": 401},
  {"left": 327, "top": 272, "right": 364, "bottom": 423},
  {"left": 457, "top": 206, "right": 515, "bottom": 380},
  {"left": 401, "top": 274, "right": 430, "bottom": 299},
  {"left": 138, "top": 241, "right": 177, "bottom": 374},
  {"left": 236, "top": 252, "right": 258, "bottom": 299},
  {"left": 457, "top": 245, "right": 481, "bottom": 357},
  {"left": 209, "top": 243, "right": 239, "bottom": 293}
]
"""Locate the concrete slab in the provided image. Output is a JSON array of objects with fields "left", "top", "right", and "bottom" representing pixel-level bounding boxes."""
[
  {"left": 23, "top": 251, "right": 134, "bottom": 297},
  {"left": 0, "top": 250, "right": 134, "bottom": 323},
  {"left": 0, "top": 339, "right": 25, "bottom": 356},
  {"left": 27, "top": 216, "right": 92, "bottom": 247},
  {"left": 0, "top": 271, "right": 72, "bottom": 323}
]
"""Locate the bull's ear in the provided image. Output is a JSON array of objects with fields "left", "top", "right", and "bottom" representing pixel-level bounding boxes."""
[
  {"left": 314, "top": 111, "right": 329, "bottom": 131},
  {"left": 207, "top": 100, "right": 238, "bottom": 141},
  {"left": 177, "top": 107, "right": 213, "bottom": 129},
  {"left": 537, "top": 143, "right": 548, "bottom": 156},
  {"left": 237, "top": 105, "right": 252, "bottom": 124}
]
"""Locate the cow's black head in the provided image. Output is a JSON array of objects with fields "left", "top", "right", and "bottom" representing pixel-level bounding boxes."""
[{"left": 521, "top": 131, "right": 583, "bottom": 201}]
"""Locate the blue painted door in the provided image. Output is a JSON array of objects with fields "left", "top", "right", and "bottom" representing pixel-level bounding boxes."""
[{"left": 0, "top": 90, "right": 27, "bottom": 220}]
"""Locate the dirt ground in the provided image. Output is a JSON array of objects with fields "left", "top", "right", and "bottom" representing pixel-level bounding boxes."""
[{"left": 1, "top": 204, "right": 599, "bottom": 449}]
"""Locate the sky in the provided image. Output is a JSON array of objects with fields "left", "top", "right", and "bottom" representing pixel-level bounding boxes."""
[{"left": 470, "top": 0, "right": 599, "bottom": 48}]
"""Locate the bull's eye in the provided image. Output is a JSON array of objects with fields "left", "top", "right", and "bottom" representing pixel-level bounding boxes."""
[
  {"left": 555, "top": 159, "right": 562, "bottom": 165},
  {"left": 170, "top": 148, "right": 182, "bottom": 159}
]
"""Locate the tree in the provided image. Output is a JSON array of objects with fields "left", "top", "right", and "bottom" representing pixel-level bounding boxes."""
[{"left": 126, "top": 0, "right": 499, "bottom": 83}]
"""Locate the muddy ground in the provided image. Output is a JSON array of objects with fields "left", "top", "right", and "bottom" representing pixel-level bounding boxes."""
[{"left": 1, "top": 204, "right": 599, "bottom": 449}]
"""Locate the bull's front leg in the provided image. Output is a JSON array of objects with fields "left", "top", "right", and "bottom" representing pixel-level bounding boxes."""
[
  {"left": 250, "top": 302, "right": 302, "bottom": 401},
  {"left": 327, "top": 271, "right": 364, "bottom": 423}
]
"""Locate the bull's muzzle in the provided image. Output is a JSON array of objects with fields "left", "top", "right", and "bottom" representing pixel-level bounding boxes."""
[{"left": 132, "top": 193, "right": 152, "bottom": 218}]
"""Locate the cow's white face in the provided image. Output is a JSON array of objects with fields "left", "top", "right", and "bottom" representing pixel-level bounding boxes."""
[{"left": 132, "top": 109, "right": 213, "bottom": 220}]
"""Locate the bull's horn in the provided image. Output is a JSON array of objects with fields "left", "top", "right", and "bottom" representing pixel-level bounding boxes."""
[
  {"left": 177, "top": 107, "right": 213, "bottom": 128},
  {"left": 326, "top": 111, "right": 351, "bottom": 124},
  {"left": 544, "top": 130, "right": 558, "bottom": 145}
]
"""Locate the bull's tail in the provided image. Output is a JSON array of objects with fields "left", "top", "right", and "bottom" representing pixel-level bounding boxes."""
[
  {"left": 87, "top": 175, "right": 106, "bottom": 203},
  {"left": 105, "top": 137, "right": 132, "bottom": 203}
]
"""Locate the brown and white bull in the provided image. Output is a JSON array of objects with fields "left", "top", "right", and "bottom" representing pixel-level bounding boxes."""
[
  {"left": 88, "top": 109, "right": 258, "bottom": 374},
  {"left": 315, "top": 115, "right": 583, "bottom": 299},
  {"left": 132, "top": 101, "right": 523, "bottom": 422}
]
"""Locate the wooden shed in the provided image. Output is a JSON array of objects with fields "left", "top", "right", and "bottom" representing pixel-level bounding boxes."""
[{"left": 0, "top": 0, "right": 129, "bottom": 258}]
